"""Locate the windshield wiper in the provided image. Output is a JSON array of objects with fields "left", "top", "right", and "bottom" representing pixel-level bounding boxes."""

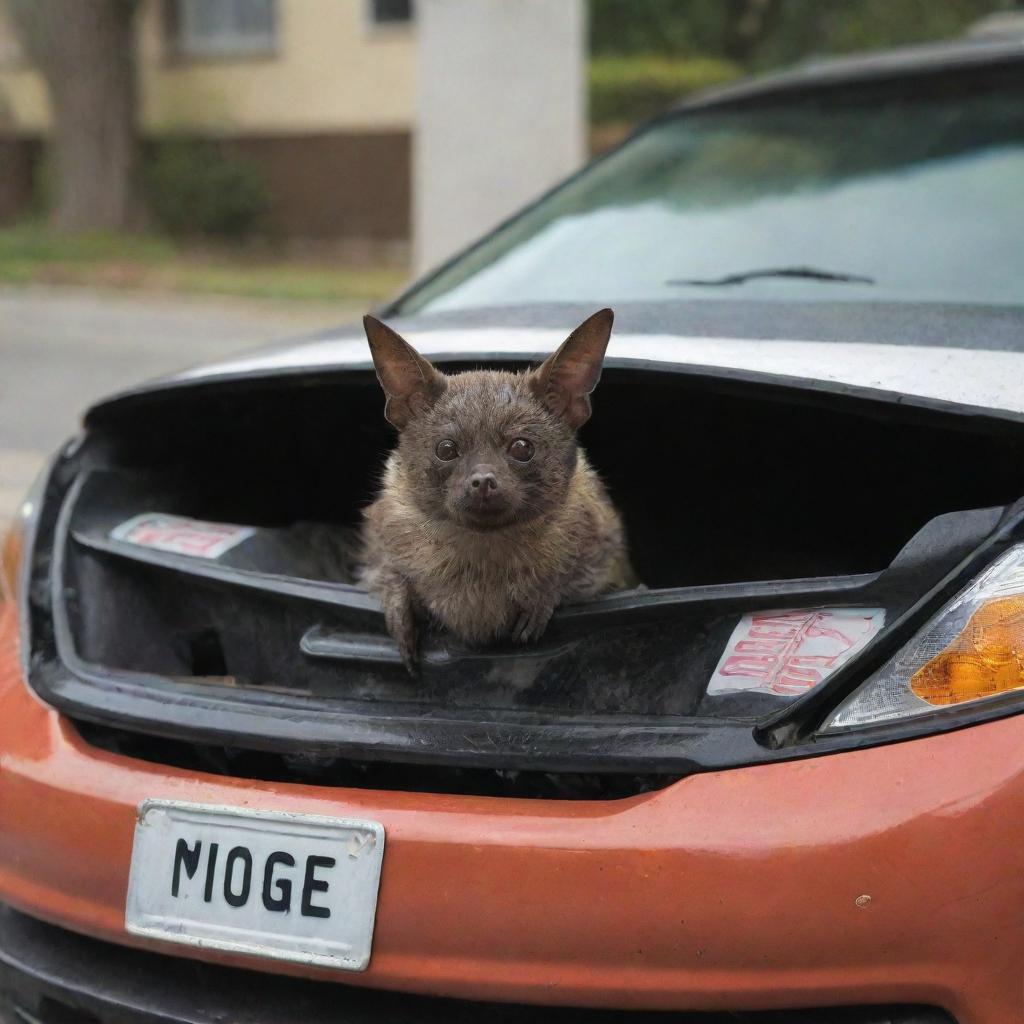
[{"left": 667, "top": 266, "right": 876, "bottom": 287}]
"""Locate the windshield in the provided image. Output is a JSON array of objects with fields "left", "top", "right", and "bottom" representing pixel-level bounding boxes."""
[{"left": 396, "top": 64, "right": 1024, "bottom": 313}]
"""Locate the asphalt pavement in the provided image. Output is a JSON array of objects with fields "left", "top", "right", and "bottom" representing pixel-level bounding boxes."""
[{"left": 0, "top": 286, "right": 347, "bottom": 523}]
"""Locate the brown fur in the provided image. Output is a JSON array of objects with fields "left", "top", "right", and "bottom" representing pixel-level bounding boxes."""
[{"left": 358, "top": 310, "right": 636, "bottom": 671}]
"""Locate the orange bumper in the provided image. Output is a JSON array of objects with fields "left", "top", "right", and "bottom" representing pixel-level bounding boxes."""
[{"left": 0, "top": 604, "right": 1021, "bottom": 1024}]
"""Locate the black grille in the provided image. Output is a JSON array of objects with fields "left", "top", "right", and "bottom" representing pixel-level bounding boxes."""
[{"left": 73, "top": 719, "right": 680, "bottom": 801}]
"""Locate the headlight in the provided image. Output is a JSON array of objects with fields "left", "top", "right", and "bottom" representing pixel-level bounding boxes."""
[{"left": 824, "top": 544, "right": 1024, "bottom": 730}]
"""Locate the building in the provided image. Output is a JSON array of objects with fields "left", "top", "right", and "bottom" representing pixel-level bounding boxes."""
[{"left": 0, "top": 0, "right": 584, "bottom": 270}]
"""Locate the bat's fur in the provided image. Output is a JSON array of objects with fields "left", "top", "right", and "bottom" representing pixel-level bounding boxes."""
[{"left": 358, "top": 309, "right": 635, "bottom": 671}]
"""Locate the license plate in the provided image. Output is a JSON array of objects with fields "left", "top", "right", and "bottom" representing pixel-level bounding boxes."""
[{"left": 125, "top": 800, "right": 385, "bottom": 971}]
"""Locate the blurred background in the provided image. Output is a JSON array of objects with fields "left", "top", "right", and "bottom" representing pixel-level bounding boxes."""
[{"left": 0, "top": 0, "right": 1020, "bottom": 519}]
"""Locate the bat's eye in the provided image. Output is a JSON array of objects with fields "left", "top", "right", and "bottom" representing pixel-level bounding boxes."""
[
  {"left": 508, "top": 438, "right": 535, "bottom": 463},
  {"left": 435, "top": 439, "right": 459, "bottom": 461}
]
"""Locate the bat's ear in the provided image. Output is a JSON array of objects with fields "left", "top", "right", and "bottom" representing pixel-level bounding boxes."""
[
  {"left": 363, "top": 315, "right": 447, "bottom": 430},
  {"left": 530, "top": 308, "right": 613, "bottom": 429}
]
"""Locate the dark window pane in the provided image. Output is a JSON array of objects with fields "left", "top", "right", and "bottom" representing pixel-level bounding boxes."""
[{"left": 372, "top": 0, "right": 413, "bottom": 24}]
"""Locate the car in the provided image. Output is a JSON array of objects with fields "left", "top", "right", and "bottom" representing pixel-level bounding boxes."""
[{"left": 2, "top": 29, "right": 1024, "bottom": 1024}]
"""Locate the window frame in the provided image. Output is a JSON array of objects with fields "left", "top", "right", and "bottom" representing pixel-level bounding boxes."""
[{"left": 168, "top": 0, "right": 279, "bottom": 61}]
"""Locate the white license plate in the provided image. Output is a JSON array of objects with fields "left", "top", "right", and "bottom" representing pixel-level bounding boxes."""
[{"left": 125, "top": 800, "right": 385, "bottom": 971}]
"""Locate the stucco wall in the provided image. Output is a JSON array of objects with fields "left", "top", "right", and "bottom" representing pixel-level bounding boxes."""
[
  {"left": 0, "top": 0, "right": 416, "bottom": 135},
  {"left": 139, "top": 0, "right": 416, "bottom": 133}
]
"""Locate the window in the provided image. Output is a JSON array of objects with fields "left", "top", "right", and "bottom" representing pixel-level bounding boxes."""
[
  {"left": 172, "top": 0, "right": 276, "bottom": 59},
  {"left": 370, "top": 0, "right": 413, "bottom": 26},
  {"left": 394, "top": 66, "right": 1024, "bottom": 314}
]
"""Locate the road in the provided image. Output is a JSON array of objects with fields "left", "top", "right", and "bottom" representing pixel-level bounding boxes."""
[{"left": 0, "top": 286, "right": 347, "bottom": 522}]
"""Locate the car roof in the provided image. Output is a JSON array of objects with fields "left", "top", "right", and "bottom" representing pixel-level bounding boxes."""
[{"left": 675, "top": 34, "right": 1024, "bottom": 113}]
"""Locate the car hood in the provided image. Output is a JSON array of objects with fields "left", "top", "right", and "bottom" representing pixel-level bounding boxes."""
[
  {"left": 155, "top": 325, "right": 1024, "bottom": 418},
  {"left": 85, "top": 295, "right": 1024, "bottom": 423}
]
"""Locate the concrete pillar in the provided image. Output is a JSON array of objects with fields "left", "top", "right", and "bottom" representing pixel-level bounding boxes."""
[{"left": 413, "top": 0, "right": 586, "bottom": 274}]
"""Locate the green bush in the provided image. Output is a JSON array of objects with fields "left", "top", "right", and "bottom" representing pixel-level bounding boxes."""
[
  {"left": 590, "top": 55, "right": 742, "bottom": 126},
  {"left": 145, "top": 138, "right": 268, "bottom": 240},
  {"left": 29, "top": 145, "right": 55, "bottom": 217}
]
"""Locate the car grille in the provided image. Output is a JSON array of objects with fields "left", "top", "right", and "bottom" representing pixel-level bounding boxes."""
[{"left": 72, "top": 719, "right": 680, "bottom": 800}]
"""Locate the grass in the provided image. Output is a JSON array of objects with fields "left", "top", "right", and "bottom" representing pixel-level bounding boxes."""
[{"left": 0, "top": 225, "right": 409, "bottom": 305}]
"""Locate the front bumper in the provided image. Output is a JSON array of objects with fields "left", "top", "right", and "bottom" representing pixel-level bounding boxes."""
[
  {"left": 0, "top": 906, "right": 953, "bottom": 1024},
  {"left": 0, "top": 605, "right": 1022, "bottom": 1023}
]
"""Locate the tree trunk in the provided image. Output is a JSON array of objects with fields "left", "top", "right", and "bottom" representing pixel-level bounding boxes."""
[{"left": 9, "top": 0, "right": 141, "bottom": 232}]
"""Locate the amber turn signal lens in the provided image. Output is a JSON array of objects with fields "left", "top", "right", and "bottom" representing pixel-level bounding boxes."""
[
  {"left": 1, "top": 521, "right": 23, "bottom": 605},
  {"left": 910, "top": 596, "right": 1024, "bottom": 706},
  {"left": 826, "top": 546, "right": 1024, "bottom": 730}
]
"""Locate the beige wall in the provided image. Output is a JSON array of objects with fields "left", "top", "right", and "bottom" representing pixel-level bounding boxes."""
[
  {"left": 0, "top": 0, "right": 416, "bottom": 135},
  {"left": 0, "top": 2, "right": 48, "bottom": 132}
]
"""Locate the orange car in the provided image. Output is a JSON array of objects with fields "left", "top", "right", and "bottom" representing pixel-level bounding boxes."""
[{"left": 3, "top": 35, "right": 1024, "bottom": 1024}]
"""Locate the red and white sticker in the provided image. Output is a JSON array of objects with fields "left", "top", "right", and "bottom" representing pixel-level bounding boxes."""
[
  {"left": 708, "top": 607, "right": 885, "bottom": 698},
  {"left": 110, "top": 513, "right": 255, "bottom": 560}
]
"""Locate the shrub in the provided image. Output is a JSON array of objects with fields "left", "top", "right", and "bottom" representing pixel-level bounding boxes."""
[
  {"left": 145, "top": 138, "right": 268, "bottom": 240},
  {"left": 29, "top": 144, "right": 55, "bottom": 217},
  {"left": 589, "top": 55, "right": 742, "bottom": 127}
]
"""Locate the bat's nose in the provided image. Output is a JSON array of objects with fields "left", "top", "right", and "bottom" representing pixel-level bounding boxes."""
[{"left": 469, "top": 470, "right": 498, "bottom": 495}]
